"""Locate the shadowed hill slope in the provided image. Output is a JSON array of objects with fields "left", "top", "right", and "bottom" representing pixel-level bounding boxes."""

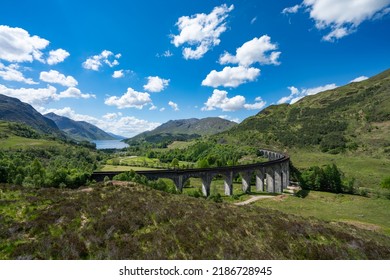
[
  {"left": 45, "top": 112, "right": 115, "bottom": 141},
  {"left": 126, "top": 117, "right": 237, "bottom": 144},
  {"left": 0, "top": 94, "right": 61, "bottom": 135}
]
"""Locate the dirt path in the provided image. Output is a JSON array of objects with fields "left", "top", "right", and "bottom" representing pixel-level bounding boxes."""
[{"left": 234, "top": 195, "right": 277, "bottom": 206}]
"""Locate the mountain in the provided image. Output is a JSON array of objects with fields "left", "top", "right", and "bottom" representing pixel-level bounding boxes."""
[
  {"left": 126, "top": 117, "right": 237, "bottom": 144},
  {"left": 107, "top": 132, "right": 126, "bottom": 140},
  {"left": 219, "top": 68, "right": 390, "bottom": 156},
  {"left": 0, "top": 94, "right": 61, "bottom": 135},
  {"left": 45, "top": 113, "right": 115, "bottom": 142}
]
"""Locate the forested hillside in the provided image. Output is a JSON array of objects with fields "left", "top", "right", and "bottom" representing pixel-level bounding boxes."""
[
  {"left": 220, "top": 69, "right": 390, "bottom": 156},
  {"left": 0, "top": 121, "right": 100, "bottom": 188}
]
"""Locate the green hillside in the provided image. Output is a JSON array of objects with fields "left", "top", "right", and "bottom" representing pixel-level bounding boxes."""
[
  {"left": 0, "top": 94, "right": 61, "bottom": 136},
  {"left": 0, "top": 121, "right": 62, "bottom": 149},
  {"left": 45, "top": 113, "right": 115, "bottom": 142},
  {"left": 213, "top": 68, "right": 390, "bottom": 190},
  {"left": 126, "top": 117, "right": 236, "bottom": 145},
  {"left": 223, "top": 69, "right": 390, "bottom": 155},
  {"left": 0, "top": 120, "right": 99, "bottom": 189},
  {"left": 225, "top": 69, "right": 390, "bottom": 153},
  {"left": 1, "top": 182, "right": 389, "bottom": 260}
]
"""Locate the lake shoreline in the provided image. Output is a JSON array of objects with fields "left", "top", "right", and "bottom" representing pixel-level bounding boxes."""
[{"left": 93, "top": 140, "right": 129, "bottom": 150}]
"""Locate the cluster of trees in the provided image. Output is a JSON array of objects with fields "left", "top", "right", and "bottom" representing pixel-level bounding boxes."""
[
  {"left": 7, "top": 122, "right": 41, "bottom": 139},
  {"left": 0, "top": 146, "right": 99, "bottom": 188},
  {"left": 298, "top": 164, "right": 355, "bottom": 194},
  {"left": 148, "top": 140, "right": 257, "bottom": 168},
  {"left": 127, "top": 133, "right": 200, "bottom": 148},
  {"left": 111, "top": 171, "right": 177, "bottom": 194}
]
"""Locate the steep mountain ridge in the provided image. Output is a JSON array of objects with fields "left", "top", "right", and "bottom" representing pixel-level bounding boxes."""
[
  {"left": 45, "top": 112, "right": 115, "bottom": 141},
  {"left": 0, "top": 94, "right": 61, "bottom": 135}
]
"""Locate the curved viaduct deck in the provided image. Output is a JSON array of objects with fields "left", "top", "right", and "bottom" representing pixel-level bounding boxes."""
[{"left": 92, "top": 149, "right": 290, "bottom": 197}]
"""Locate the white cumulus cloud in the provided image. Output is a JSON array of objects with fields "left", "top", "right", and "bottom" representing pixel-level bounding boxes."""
[
  {"left": 149, "top": 104, "right": 158, "bottom": 110},
  {"left": 0, "top": 25, "right": 49, "bottom": 63},
  {"left": 103, "top": 112, "right": 121, "bottom": 120},
  {"left": 202, "top": 66, "right": 260, "bottom": 88},
  {"left": 350, "top": 75, "right": 369, "bottom": 83},
  {"left": 277, "top": 83, "right": 338, "bottom": 104},
  {"left": 0, "top": 84, "right": 95, "bottom": 108},
  {"left": 282, "top": 5, "right": 301, "bottom": 14},
  {"left": 0, "top": 62, "right": 37, "bottom": 84},
  {"left": 58, "top": 87, "right": 95, "bottom": 99},
  {"left": 82, "top": 50, "right": 121, "bottom": 71},
  {"left": 47, "top": 48, "right": 70, "bottom": 65},
  {"left": 285, "top": 0, "right": 390, "bottom": 41},
  {"left": 171, "top": 4, "right": 234, "bottom": 60},
  {"left": 243, "top": 96, "right": 267, "bottom": 110},
  {"left": 168, "top": 101, "right": 179, "bottom": 111},
  {"left": 218, "top": 115, "right": 240, "bottom": 123},
  {"left": 0, "top": 84, "right": 58, "bottom": 107},
  {"left": 112, "top": 70, "right": 124, "bottom": 78},
  {"left": 219, "top": 35, "right": 281, "bottom": 67},
  {"left": 39, "top": 70, "right": 78, "bottom": 87},
  {"left": 202, "top": 89, "right": 266, "bottom": 112},
  {"left": 156, "top": 50, "right": 173, "bottom": 58},
  {"left": 143, "top": 76, "right": 170, "bottom": 92},
  {"left": 104, "top": 87, "right": 152, "bottom": 109}
]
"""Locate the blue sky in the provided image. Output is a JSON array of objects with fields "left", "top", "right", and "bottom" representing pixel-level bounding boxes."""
[{"left": 0, "top": 0, "right": 389, "bottom": 137}]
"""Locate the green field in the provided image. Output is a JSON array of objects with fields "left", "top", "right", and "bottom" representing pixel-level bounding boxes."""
[
  {"left": 253, "top": 190, "right": 390, "bottom": 236},
  {"left": 288, "top": 148, "right": 390, "bottom": 190},
  {"left": 167, "top": 140, "right": 196, "bottom": 150},
  {"left": 0, "top": 135, "right": 61, "bottom": 149},
  {"left": 99, "top": 165, "right": 159, "bottom": 171},
  {"left": 0, "top": 122, "right": 62, "bottom": 149},
  {"left": 106, "top": 156, "right": 194, "bottom": 169}
]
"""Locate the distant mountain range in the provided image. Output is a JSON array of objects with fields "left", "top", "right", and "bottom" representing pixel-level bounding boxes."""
[
  {"left": 44, "top": 113, "right": 115, "bottom": 142},
  {"left": 126, "top": 117, "right": 237, "bottom": 144},
  {"left": 0, "top": 94, "right": 116, "bottom": 142}
]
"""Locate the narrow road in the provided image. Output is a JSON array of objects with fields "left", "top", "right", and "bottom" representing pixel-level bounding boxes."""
[{"left": 234, "top": 195, "right": 277, "bottom": 206}]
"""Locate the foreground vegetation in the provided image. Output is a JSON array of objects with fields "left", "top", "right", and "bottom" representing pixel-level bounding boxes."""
[
  {"left": 1, "top": 183, "right": 390, "bottom": 260},
  {"left": 0, "top": 121, "right": 100, "bottom": 188}
]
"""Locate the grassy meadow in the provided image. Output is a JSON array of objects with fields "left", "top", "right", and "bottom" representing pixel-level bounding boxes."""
[{"left": 288, "top": 148, "right": 390, "bottom": 191}]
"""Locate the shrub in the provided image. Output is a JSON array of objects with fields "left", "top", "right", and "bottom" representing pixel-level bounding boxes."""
[
  {"left": 207, "top": 193, "right": 223, "bottom": 203},
  {"left": 381, "top": 176, "right": 390, "bottom": 189},
  {"left": 187, "top": 188, "right": 203, "bottom": 198}
]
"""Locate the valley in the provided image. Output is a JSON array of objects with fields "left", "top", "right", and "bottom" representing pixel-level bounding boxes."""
[{"left": 1, "top": 68, "right": 390, "bottom": 259}]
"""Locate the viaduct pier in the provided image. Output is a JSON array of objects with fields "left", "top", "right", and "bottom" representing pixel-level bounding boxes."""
[{"left": 92, "top": 149, "right": 290, "bottom": 197}]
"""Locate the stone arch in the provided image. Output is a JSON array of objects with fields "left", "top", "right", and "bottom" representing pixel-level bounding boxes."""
[
  {"left": 274, "top": 164, "right": 282, "bottom": 193},
  {"left": 219, "top": 171, "right": 234, "bottom": 196},
  {"left": 240, "top": 170, "right": 253, "bottom": 193},
  {"left": 255, "top": 167, "right": 265, "bottom": 192},
  {"left": 266, "top": 166, "right": 275, "bottom": 193}
]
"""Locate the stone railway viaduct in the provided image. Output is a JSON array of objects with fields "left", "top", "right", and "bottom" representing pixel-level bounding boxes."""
[{"left": 91, "top": 149, "right": 290, "bottom": 197}]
